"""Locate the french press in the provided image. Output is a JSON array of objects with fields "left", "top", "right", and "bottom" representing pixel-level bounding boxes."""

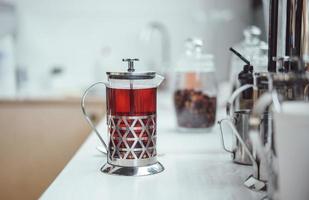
[
  {"left": 218, "top": 48, "right": 256, "bottom": 165},
  {"left": 81, "top": 58, "right": 165, "bottom": 176},
  {"left": 218, "top": 84, "right": 256, "bottom": 165}
]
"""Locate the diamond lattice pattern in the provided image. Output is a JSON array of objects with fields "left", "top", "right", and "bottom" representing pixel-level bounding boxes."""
[{"left": 107, "top": 115, "right": 157, "bottom": 160}]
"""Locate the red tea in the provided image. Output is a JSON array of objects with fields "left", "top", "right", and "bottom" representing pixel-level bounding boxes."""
[
  {"left": 106, "top": 87, "right": 157, "bottom": 159},
  {"left": 106, "top": 87, "right": 157, "bottom": 116}
]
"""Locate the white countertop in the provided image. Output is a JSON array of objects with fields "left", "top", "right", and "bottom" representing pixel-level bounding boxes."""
[{"left": 41, "top": 92, "right": 264, "bottom": 200}]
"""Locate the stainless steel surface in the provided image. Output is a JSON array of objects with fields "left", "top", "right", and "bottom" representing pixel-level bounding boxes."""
[{"left": 101, "top": 162, "right": 164, "bottom": 176}]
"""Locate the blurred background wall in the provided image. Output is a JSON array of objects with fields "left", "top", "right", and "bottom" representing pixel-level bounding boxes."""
[
  {"left": 0, "top": 0, "right": 265, "bottom": 199},
  {"left": 0, "top": 0, "right": 264, "bottom": 98}
]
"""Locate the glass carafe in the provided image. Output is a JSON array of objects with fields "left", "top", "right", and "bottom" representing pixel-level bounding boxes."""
[{"left": 81, "top": 58, "right": 165, "bottom": 176}]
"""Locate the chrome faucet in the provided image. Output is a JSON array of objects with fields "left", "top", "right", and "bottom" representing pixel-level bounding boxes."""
[{"left": 140, "top": 21, "right": 171, "bottom": 72}]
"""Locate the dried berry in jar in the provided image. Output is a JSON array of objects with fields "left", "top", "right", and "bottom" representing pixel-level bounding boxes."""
[{"left": 174, "top": 89, "right": 217, "bottom": 128}]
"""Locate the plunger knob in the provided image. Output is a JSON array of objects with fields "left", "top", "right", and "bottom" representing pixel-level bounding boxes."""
[{"left": 122, "top": 58, "right": 139, "bottom": 72}]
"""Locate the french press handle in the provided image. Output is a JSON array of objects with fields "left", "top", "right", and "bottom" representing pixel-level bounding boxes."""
[
  {"left": 219, "top": 84, "right": 255, "bottom": 153},
  {"left": 217, "top": 118, "right": 234, "bottom": 154},
  {"left": 226, "top": 84, "right": 256, "bottom": 116},
  {"left": 218, "top": 84, "right": 255, "bottom": 154},
  {"left": 81, "top": 81, "right": 108, "bottom": 153},
  {"left": 218, "top": 117, "right": 259, "bottom": 179},
  {"left": 218, "top": 83, "right": 259, "bottom": 179}
]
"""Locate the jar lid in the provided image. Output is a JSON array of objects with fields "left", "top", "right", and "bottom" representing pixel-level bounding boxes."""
[
  {"left": 176, "top": 38, "right": 215, "bottom": 72},
  {"left": 106, "top": 58, "right": 156, "bottom": 80}
]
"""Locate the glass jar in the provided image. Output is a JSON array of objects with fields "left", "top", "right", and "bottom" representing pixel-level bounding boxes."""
[{"left": 173, "top": 39, "right": 217, "bottom": 131}]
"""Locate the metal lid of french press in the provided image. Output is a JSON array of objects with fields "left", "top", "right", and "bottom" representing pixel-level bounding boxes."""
[{"left": 106, "top": 58, "right": 156, "bottom": 80}]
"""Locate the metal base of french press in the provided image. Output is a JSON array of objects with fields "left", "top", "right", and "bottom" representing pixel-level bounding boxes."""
[
  {"left": 101, "top": 162, "right": 164, "bottom": 176},
  {"left": 244, "top": 175, "right": 267, "bottom": 192}
]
